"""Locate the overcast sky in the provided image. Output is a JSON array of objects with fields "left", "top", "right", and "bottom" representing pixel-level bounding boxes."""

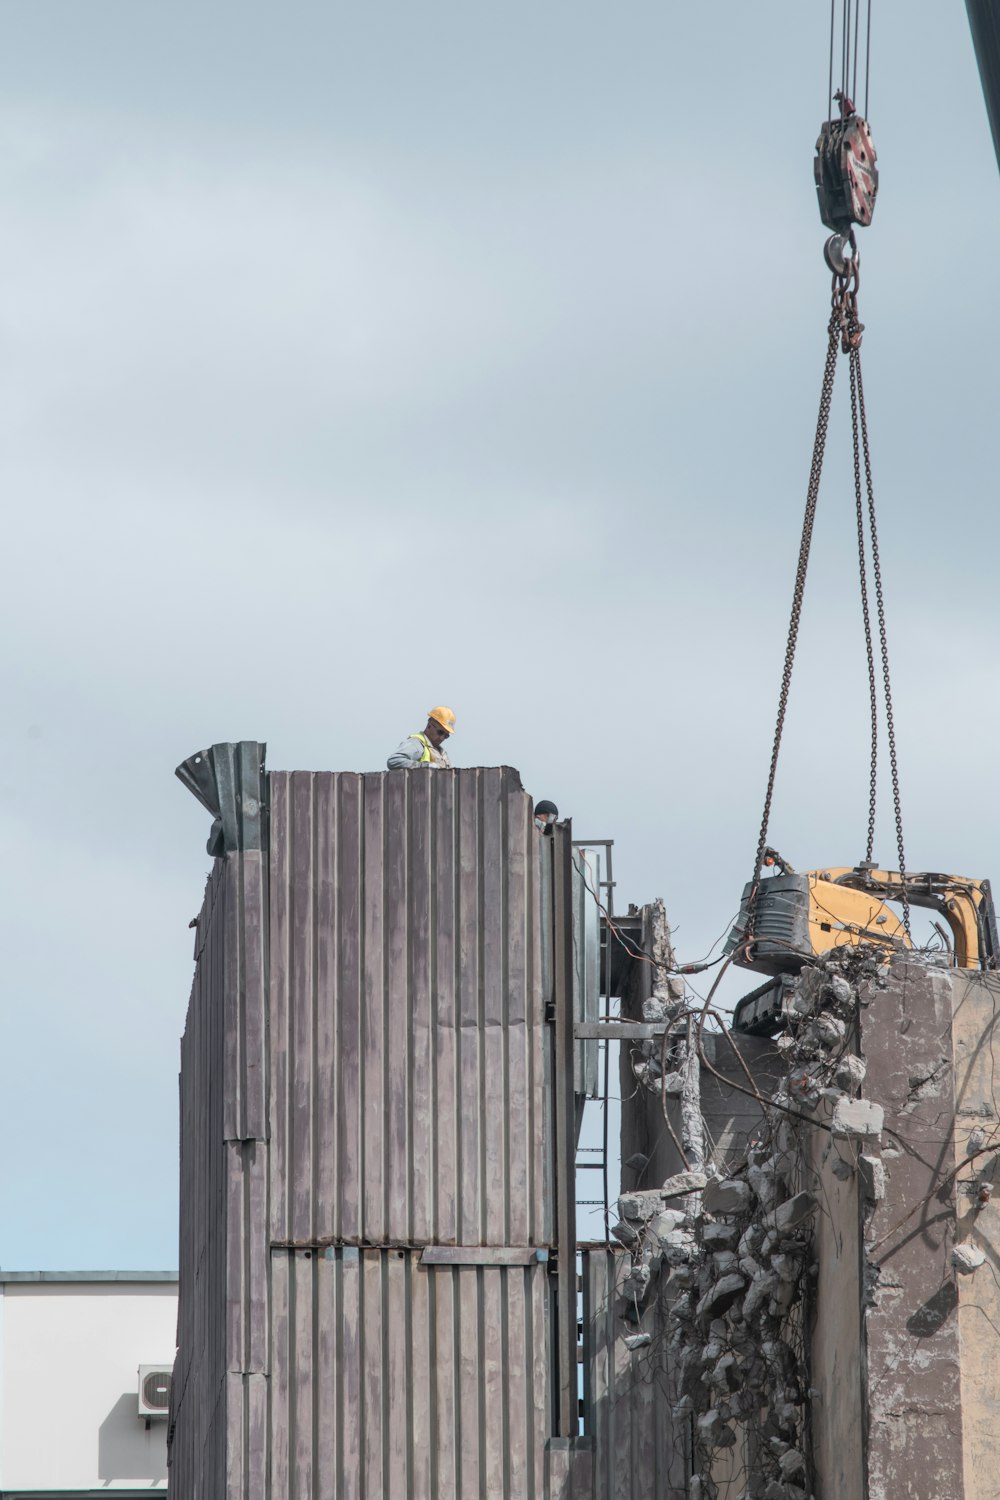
[{"left": 3, "top": 2, "right": 999, "bottom": 1271}]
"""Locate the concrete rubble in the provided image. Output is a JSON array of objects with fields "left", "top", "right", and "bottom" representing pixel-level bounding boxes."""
[{"left": 616, "top": 944, "right": 895, "bottom": 1500}]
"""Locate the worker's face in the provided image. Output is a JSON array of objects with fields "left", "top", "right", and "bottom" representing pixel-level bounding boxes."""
[{"left": 426, "top": 719, "right": 450, "bottom": 748}]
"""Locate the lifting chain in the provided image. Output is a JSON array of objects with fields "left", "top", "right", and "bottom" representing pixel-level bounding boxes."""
[{"left": 747, "top": 259, "right": 910, "bottom": 942}]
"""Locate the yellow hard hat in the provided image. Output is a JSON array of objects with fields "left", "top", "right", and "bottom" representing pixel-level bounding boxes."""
[{"left": 428, "top": 705, "right": 456, "bottom": 735}]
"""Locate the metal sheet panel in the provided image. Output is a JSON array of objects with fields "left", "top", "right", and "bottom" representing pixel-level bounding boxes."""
[
  {"left": 267, "top": 767, "right": 550, "bottom": 1248},
  {"left": 269, "top": 1247, "right": 551, "bottom": 1500},
  {"left": 581, "top": 1249, "right": 685, "bottom": 1500},
  {"left": 170, "top": 861, "right": 229, "bottom": 1499},
  {"left": 572, "top": 849, "right": 601, "bottom": 1097},
  {"left": 171, "top": 814, "right": 270, "bottom": 1493}
]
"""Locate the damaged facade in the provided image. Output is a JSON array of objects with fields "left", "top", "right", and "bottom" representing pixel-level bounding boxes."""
[
  {"left": 169, "top": 742, "right": 1000, "bottom": 1499},
  {"left": 619, "top": 915, "right": 1000, "bottom": 1500}
]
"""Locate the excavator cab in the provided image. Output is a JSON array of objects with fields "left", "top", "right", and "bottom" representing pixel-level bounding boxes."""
[
  {"left": 727, "top": 860, "right": 999, "bottom": 1037},
  {"left": 727, "top": 859, "right": 999, "bottom": 980}
]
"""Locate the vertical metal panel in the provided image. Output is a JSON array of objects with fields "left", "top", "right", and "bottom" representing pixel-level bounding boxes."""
[
  {"left": 581, "top": 1249, "right": 684, "bottom": 1500},
  {"left": 171, "top": 756, "right": 270, "bottom": 1498},
  {"left": 267, "top": 767, "right": 550, "bottom": 1248},
  {"left": 268, "top": 1248, "right": 552, "bottom": 1499},
  {"left": 170, "top": 861, "right": 229, "bottom": 1499},
  {"left": 572, "top": 849, "right": 601, "bottom": 1097},
  {"left": 551, "top": 823, "right": 579, "bottom": 1438}
]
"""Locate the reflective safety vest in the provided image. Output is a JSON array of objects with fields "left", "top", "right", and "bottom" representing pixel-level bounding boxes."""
[
  {"left": 411, "top": 732, "right": 450, "bottom": 768},
  {"left": 412, "top": 732, "right": 433, "bottom": 764}
]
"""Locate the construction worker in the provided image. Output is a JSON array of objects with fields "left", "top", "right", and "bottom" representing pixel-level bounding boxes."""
[
  {"left": 534, "top": 799, "right": 559, "bottom": 833},
  {"left": 387, "top": 706, "right": 456, "bottom": 770}
]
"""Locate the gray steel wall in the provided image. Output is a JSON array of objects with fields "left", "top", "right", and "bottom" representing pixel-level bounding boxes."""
[
  {"left": 269, "top": 1247, "right": 551, "bottom": 1499},
  {"left": 580, "top": 1249, "right": 684, "bottom": 1500},
  {"left": 267, "top": 768, "right": 550, "bottom": 1249},
  {"left": 170, "top": 761, "right": 573, "bottom": 1499},
  {"left": 170, "top": 861, "right": 229, "bottom": 1500}
]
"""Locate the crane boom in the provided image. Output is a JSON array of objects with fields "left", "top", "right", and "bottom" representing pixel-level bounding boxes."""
[{"left": 967, "top": 1, "right": 1000, "bottom": 174}]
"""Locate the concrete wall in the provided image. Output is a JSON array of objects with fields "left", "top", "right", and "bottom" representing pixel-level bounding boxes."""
[
  {"left": 617, "top": 953, "right": 1000, "bottom": 1500},
  {"left": 862, "top": 961, "right": 968, "bottom": 1500},
  {"left": 0, "top": 1276, "right": 177, "bottom": 1494},
  {"left": 942, "top": 970, "right": 1000, "bottom": 1500}
]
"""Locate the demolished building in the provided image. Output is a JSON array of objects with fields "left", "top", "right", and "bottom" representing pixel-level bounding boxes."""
[{"left": 169, "top": 742, "right": 1000, "bottom": 1499}]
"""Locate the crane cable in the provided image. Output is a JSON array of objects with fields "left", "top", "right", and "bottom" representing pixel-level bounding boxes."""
[{"left": 746, "top": 0, "right": 910, "bottom": 944}]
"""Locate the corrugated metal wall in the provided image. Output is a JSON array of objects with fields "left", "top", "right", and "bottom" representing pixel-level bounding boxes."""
[
  {"left": 268, "top": 1247, "right": 551, "bottom": 1499},
  {"left": 170, "top": 860, "right": 229, "bottom": 1500},
  {"left": 171, "top": 758, "right": 583, "bottom": 1500},
  {"left": 266, "top": 768, "right": 550, "bottom": 1250},
  {"left": 580, "top": 1249, "right": 686, "bottom": 1500}
]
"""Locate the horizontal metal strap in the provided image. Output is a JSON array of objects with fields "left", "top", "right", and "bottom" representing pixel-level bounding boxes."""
[
  {"left": 573, "top": 1021, "right": 668, "bottom": 1040},
  {"left": 419, "top": 1246, "right": 549, "bottom": 1267}
]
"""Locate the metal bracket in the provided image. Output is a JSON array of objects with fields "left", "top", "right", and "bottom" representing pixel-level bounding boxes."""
[
  {"left": 573, "top": 1022, "right": 668, "bottom": 1041},
  {"left": 419, "top": 1246, "right": 549, "bottom": 1267}
]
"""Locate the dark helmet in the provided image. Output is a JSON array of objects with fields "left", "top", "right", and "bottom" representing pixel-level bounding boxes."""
[{"left": 534, "top": 799, "right": 559, "bottom": 820}]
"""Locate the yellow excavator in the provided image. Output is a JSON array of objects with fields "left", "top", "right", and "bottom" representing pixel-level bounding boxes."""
[
  {"left": 728, "top": 856, "right": 999, "bottom": 1036},
  {"left": 729, "top": 852, "right": 999, "bottom": 976}
]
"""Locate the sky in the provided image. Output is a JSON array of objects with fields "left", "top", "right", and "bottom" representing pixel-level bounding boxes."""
[{"left": 3, "top": 2, "right": 999, "bottom": 1271}]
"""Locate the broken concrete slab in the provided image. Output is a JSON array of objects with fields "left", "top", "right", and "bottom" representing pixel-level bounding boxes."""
[
  {"left": 711, "top": 1250, "right": 739, "bottom": 1275},
  {"left": 648, "top": 1208, "right": 687, "bottom": 1243},
  {"left": 618, "top": 1189, "right": 670, "bottom": 1222},
  {"left": 702, "top": 1220, "right": 739, "bottom": 1249},
  {"left": 748, "top": 1162, "right": 780, "bottom": 1208},
  {"left": 835, "top": 1053, "right": 868, "bottom": 1090},
  {"left": 830, "top": 1095, "right": 884, "bottom": 1141},
  {"left": 743, "top": 1270, "right": 778, "bottom": 1319},
  {"left": 702, "top": 1177, "right": 753, "bottom": 1215},
  {"left": 952, "top": 1242, "right": 986, "bottom": 1273},
  {"left": 770, "top": 1253, "right": 801, "bottom": 1283},
  {"left": 696, "top": 1272, "right": 747, "bottom": 1319},
  {"left": 859, "top": 1153, "right": 885, "bottom": 1202},
  {"left": 661, "top": 1169, "right": 709, "bottom": 1199},
  {"left": 766, "top": 1192, "right": 817, "bottom": 1233}
]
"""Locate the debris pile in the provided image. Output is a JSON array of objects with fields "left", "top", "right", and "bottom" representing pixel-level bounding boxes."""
[{"left": 617, "top": 947, "right": 893, "bottom": 1500}]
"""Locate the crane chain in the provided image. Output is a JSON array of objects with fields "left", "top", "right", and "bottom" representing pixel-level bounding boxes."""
[
  {"left": 848, "top": 321, "right": 880, "bottom": 865},
  {"left": 748, "top": 268, "right": 910, "bottom": 942},
  {"left": 749, "top": 300, "right": 842, "bottom": 916},
  {"left": 850, "top": 327, "right": 910, "bottom": 936}
]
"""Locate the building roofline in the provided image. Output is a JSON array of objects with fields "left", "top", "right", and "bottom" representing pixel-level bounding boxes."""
[{"left": 0, "top": 1270, "right": 177, "bottom": 1283}]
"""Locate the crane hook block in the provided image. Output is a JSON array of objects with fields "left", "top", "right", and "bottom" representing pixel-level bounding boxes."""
[{"left": 814, "top": 113, "right": 878, "bottom": 233}]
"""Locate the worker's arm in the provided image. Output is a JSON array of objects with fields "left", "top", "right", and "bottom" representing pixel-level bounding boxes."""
[{"left": 387, "top": 736, "right": 428, "bottom": 771}]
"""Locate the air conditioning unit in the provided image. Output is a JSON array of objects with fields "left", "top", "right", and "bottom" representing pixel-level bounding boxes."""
[{"left": 138, "top": 1364, "right": 173, "bottom": 1419}]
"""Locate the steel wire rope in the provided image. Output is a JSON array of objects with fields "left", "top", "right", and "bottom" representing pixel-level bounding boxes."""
[{"left": 828, "top": 0, "right": 835, "bottom": 117}]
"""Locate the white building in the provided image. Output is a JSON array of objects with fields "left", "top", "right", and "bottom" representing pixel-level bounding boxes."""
[{"left": 0, "top": 1272, "right": 177, "bottom": 1499}]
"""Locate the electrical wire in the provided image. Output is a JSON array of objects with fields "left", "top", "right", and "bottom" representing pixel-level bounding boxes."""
[{"left": 574, "top": 853, "right": 739, "bottom": 977}]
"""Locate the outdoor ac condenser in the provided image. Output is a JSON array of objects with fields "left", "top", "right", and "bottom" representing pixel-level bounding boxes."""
[{"left": 137, "top": 1364, "right": 173, "bottom": 1418}]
